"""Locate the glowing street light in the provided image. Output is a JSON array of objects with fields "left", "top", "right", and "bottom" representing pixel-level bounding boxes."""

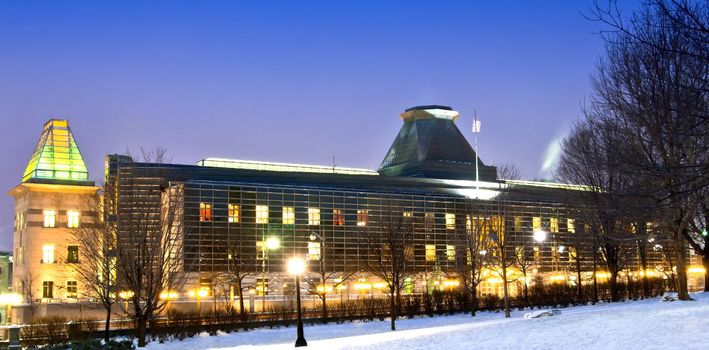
[
  {"left": 266, "top": 236, "right": 281, "bottom": 250},
  {"left": 533, "top": 229, "right": 547, "bottom": 243},
  {"left": 287, "top": 257, "right": 307, "bottom": 347}
]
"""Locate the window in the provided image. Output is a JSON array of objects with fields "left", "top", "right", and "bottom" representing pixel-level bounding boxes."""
[
  {"left": 550, "top": 218, "right": 559, "bottom": 233},
  {"left": 532, "top": 217, "right": 542, "bottom": 231},
  {"left": 333, "top": 209, "right": 344, "bottom": 226},
  {"left": 199, "top": 203, "right": 212, "bottom": 222},
  {"left": 66, "top": 281, "right": 78, "bottom": 298},
  {"left": 445, "top": 213, "right": 456, "bottom": 230},
  {"left": 514, "top": 216, "right": 523, "bottom": 233},
  {"left": 533, "top": 246, "right": 540, "bottom": 261},
  {"left": 42, "top": 244, "right": 55, "bottom": 263},
  {"left": 43, "top": 209, "right": 57, "bottom": 228},
  {"left": 256, "top": 205, "right": 269, "bottom": 224},
  {"left": 357, "top": 210, "right": 368, "bottom": 227},
  {"left": 308, "top": 208, "right": 320, "bottom": 225},
  {"left": 404, "top": 278, "right": 414, "bottom": 294},
  {"left": 402, "top": 211, "right": 412, "bottom": 218},
  {"left": 43, "top": 281, "right": 54, "bottom": 298},
  {"left": 308, "top": 242, "right": 321, "bottom": 260},
  {"left": 282, "top": 206, "right": 295, "bottom": 225},
  {"left": 425, "top": 212, "right": 435, "bottom": 231},
  {"left": 425, "top": 244, "right": 436, "bottom": 262},
  {"left": 567, "top": 219, "right": 576, "bottom": 233},
  {"left": 256, "top": 277, "right": 268, "bottom": 296},
  {"left": 67, "top": 210, "right": 80, "bottom": 228},
  {"left": 228, "top": 204, "right": 240, "bottom": 223},
  {"left": 67, "top": 245, "right": 79, "bottom": 263},
  {"left": 466, "top": 215, "right": 472, "bottom": 233},
  {"left": 446, "top": 245, "right": 456, "bottom": 261},
  {"left": 568, "top": 246, "right": 577, "bottom": 263}
]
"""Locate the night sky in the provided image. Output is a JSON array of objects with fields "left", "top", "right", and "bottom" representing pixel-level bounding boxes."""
[{"left": 0, "top": 0, "right": 642, "bottom": 250}]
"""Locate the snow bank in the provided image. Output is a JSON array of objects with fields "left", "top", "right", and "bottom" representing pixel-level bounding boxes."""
[{"left": 146, "top": 293, "right": 709, "bottom": 350}]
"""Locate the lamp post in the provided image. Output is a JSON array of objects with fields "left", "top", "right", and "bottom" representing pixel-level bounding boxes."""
[
  {"left": 261, "top": 236, "right": 280, "bottom": 311},
  {"left": 287, "top": 257, "right": 308, "bottom": 347}
]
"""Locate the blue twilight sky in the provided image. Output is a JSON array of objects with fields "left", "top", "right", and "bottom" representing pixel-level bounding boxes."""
[{"left": 0, "top": 0, "right": 642, "bottom": 250}]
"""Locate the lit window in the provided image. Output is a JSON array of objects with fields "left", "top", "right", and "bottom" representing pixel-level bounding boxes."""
[
  {"left": 403, "top": 211, "right": 412, "bottom": 218},
  {"left": 43, "top": 209, "right": 57, "bottom": 228},
  {"left": 333, "top": 209, "right": 344, "bottom": 226},
  {"left": 550, "top": 218, "right": 559, "bottom": 233},
  {"left": 567, "top": 219, "right": 576, "bottom": 233},
  {"left": 357, "top": 210, "right": 368, "bottom": 227},
  {"left": 199, "top": 203, "right": 212, "bottom": 222},
  {"left": 67, "top": 245, "right": 79, "bottom": 263},
  {"left": 404, "top": 278, "right": 414, "bottom": 294},
  {"left": 445, "top": 213, "right": 456, "bottom": 230},
  {"left": 66, "top": 281, "right": 78, "bottom": 298},
  {"left": 256, "top": 277, "right": 268, "bottom": 296},
  {"left": 308, "top": 242, "right": 321, "bottom": 260},
  {"left": 568, "top": 246, "right": 577, "bottom": 263},
  {"left": 446, "top": 245, "right": 456, "bottom": 261},
  {"left": 425, "top": 244, "right": 436, "bottom": 262},
  {"left": 533, "top": 246, "right": 540, "bottom": 261},
  {"left": 514, "top": 216, "right": 523, "bottom": 233},
  {"left": 256, "top": 205, "right": 269, "bottom": 224},
  {"left": 67, "top": 210, "right": 80, "bottom": 228},
  {"left": 308, "top": 208, "right": 320, "bottom": 225},
  {"left": 532, "top": 217, "right": 542, "bottom": 231},
  {"left": 228, "top": 204, "right": 240, "bottom": 223},
  {"left": 42, "top": 244, "right": 55, "bottom": 264},
  {"left": 466, "top": 215, "right": 472, "bottom": 233},
  {"left": 282, "top": 206, "right": 295, "bottom": 225},
  {"left": 43, "top": 281, "right": 54, "bottom": 298}
]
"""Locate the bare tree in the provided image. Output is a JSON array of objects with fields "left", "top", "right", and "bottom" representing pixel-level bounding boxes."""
[
  {"left": 225, "top": 245, "right": 255, "bottom": 321},
  {"left": 108, "top": 148, "right": 186, "bottom": 347},
  {"left": 495, "top": 162, "right": 522, "bottom": 180},
  {"left": 302, "top": 248, "right": 355, "bottom": 323},
  {"left": 585, "top": 0, "right": 709, "bottom": 300},
  {"left": 558, "top": 122, "right": 636, "bottom": 301},
  {"left": 485, "top": 210, "right": 516, "bottom": 317},
  {"left": 453, "top": 208, "right": 490, "bottom": 316},
  {"left": 20, "top": 271, "right": 37, "bottom": 320},
  {"left": 66, "top": 191, "right": 117, "bottom": 343},
  {"left": 362, "top": 211, "right": 415, "bottom": 331}
]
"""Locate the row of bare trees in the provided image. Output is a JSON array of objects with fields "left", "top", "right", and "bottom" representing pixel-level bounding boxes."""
[{"left": 559, "top": 0, "right": 708, "bottom": 300}]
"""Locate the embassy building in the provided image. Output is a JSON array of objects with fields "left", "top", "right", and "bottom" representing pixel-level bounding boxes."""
[{"left": 9, "top": 106, "right": 703, "bottom": 321}]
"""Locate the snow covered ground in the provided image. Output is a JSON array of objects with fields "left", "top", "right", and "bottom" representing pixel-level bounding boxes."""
[{"left": 146, "top": 293, "right": 709, "bottom": 350}]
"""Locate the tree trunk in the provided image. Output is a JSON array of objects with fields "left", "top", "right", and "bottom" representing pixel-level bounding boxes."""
[
  {"left": 321, "top": 294, "right": 328, "bottom": 324},
  {"left": 238, "top": 284, "right": 247, "bottom": 322},
  {"left": 502, "top": 267, "right": 510, "bottom": 318},
  {"left": 389, "top": 288, "right": 396, "bottom": 331},
  {"left": 609, "top": 270, "right": 620, "bottom": 302},
  {"left": 675, "top": 232, "right": 690, "bottom": 300},
  {"left": 104, "top": 306, "right": 111, "bottom": 343},
  {"left": 470, "top": 291, "right": 477, "bottom": 317},
  {"left": 136, "top": 315, "right": 147, "bottom": 347},
  {"left": 575, "top": 257, "right": 583, "bottom": 301},
  {"left": 639, "top": 242, "right": 650, "bottom": 298},
  {"left": 703, "top": 254, "right": 709, "bottom": 292}
]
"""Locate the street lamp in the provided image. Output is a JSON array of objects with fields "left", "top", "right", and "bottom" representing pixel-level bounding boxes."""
[
  {"left": 533, "top": 229, "right": 547, "bottom": 243},
  {"left": 287, "top": 257, "right": 307, "bottom": 347}
]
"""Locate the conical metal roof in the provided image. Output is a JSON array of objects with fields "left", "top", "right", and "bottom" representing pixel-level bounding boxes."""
[{"left": 378, "top": 106, "right": 497, "bottom": 181}]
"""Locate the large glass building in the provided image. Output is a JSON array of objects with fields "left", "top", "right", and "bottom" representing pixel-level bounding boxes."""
[{"left": 103, "top": 106, "right": 667, "bottom": 298}]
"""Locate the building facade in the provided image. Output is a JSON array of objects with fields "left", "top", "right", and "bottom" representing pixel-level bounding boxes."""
[{"left": 8, "top": 107, "right": 702, "bottom": 322}]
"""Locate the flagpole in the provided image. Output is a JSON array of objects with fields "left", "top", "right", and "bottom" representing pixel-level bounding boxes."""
[{"left": 473, "top": 110, "right": 480, "bottom": 198}]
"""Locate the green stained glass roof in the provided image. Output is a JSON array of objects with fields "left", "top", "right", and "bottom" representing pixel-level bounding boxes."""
[{"left": 22, "top": 119, "right": 90, "bottom": 183}]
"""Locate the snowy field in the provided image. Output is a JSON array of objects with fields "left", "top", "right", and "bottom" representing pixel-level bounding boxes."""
[{"left": 146, "top": 293, "right": 709, "bottom": 350}]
